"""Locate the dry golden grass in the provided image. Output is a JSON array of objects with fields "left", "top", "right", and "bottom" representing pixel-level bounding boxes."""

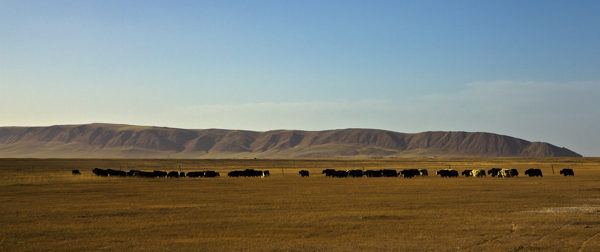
[{"left": 1, "top": 158, "right": 600, "bottom": 251}]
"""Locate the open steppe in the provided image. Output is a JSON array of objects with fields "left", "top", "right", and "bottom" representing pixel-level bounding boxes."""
[{"left": 2, "top": 158, "right": 600, "bottom": 251}]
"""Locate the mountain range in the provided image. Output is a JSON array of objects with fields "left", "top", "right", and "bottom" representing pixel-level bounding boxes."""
[{"left": 0, "top": 123, "right": 582, "bottom": 158}]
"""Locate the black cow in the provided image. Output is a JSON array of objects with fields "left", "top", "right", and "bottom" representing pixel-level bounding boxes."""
[
  {"left": 263, "top": 170, "right": 270, "bottom": 177},
  {"left": 187, "top": 171, "right": 205, "bottom": 178},
  {"left": 180, "top": 172, "right": 186, "bottom": 178},
  {"left": 365, "top": 170, "right": 382, "bottom": 177},
  {"left": 228, "top": 171, "right": 242, "bottom": 177},
  {"left": 560, "top": 169, "right": 574, "bottom": 177},
  {"left": 298, "top": 170, "right": 309, "bottom": 177},
  {"left": 245, "top": 169, "right": 265, "bottom": 177},
  {"left": 153, "top": 170, "right": 168, "bottom": 178},
  {"left": 382, "top": 169, "right": 398, "bottom": 177},
  {"left": 511, "top": 169, "right": 519, "bottom": 177},
  {"left": 127, "top": 170, "right": 141, "bottom": 176},
  {"left": 400, "top": 169, "right": 420, "bottom": 178},
  {"left": 462, "top": 170, "right": 473, "bottom": 177},
  {"left": 335, "top": 170, "right": 348, "bottom": 178},
  {"left": 167, "top": 171, "right": 179, "bottom": 178},
  {"left": 92, "top": 168, "right": 125, "bottom": 177},
  {"left": 204, "top": 171, "right": 220, "bottom": 177},
  {"left": 524, "top": 168, "right": 543, "bottom": 177},
  {"left": 435, "top": 169, "right": 447, "bottom": 177},
  {"left": 488, "top": 168, "right": 502, "bottom": 177},
  {"left": 449, "top": 170, "right": 459, "bottom": 177},
  {"left": 348, "top": 170, "right": 364, "bottom": 178},
  {"left": 137, "top": 171, "right": 155, "bottom": 178},
  {"left": 322, "top": 169, "right": 336, "bottom": 177},
  {"left": 72, "top": 170, "right": 81, "bottom": 175},
  {"left": 436, "top": 169, "right": 459, "bottom": 178},
  {"left": 107, "top": 169, "right": 126, "bottom": 177},
  {"left": 92, "top": 168, "right": 108, "bottom": 176},
  {"left": 242, "top": 169, "right": 262, "bottom": 177}
]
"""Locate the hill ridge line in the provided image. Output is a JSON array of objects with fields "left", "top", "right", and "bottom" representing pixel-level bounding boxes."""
[{"left": 0, "top": 123, "right": 582, "bottom": 158}]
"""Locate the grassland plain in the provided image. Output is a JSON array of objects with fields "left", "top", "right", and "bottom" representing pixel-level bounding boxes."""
[{"left": 1, "top": 158, "right": 600, "bottom": 251}]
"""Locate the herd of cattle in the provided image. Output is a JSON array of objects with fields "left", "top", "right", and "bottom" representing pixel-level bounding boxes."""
[
  {"left": 85, "top": 168, "right": 221, "bottom": 178},
  {"left": 297, "top": 168, "right": 575, "bottom": 178},
  {"left": 80, "top": 167, "right": 575, "bottom": 178},
  {"left": 227, "top": 169, "right": 270, "bottom": 177},
  {"left": 314, "top": 169, "right": 426, "bottom": 178}
]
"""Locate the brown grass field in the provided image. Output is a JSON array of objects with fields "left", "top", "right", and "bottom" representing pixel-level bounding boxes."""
[{"left": 2, "top": 158, "right": 600, "bottom": 251}]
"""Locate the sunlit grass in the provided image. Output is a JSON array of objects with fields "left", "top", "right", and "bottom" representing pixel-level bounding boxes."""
[
  {"left": 0, "top": 172, "right": 109, "bottom": 186},
  {"left": 2, "top": 158, "right": 600, "bottom": 251}
]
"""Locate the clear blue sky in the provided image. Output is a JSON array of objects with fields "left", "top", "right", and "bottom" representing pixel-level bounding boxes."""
[{"left": 1, "top": 0, "right": 599, "bottom": 156}]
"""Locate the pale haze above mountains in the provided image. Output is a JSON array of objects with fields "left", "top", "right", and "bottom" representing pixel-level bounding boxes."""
[
  {"left": 2, "top": 2, "right": 600, "bottom": 156},
  {"left": 0, "top": 124, "right": 582, "bottom": 158}
]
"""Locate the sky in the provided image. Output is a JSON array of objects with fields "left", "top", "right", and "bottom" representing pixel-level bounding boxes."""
[{"left": 1, "top": 0, "right": 599, "bottom": 156}]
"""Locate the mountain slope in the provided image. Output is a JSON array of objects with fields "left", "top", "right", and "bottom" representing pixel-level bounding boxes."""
[{"left": 0, "top": 123, "right": 582, "bottom": 158}]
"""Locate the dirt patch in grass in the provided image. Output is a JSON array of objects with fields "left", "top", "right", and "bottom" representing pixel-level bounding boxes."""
[{"left": 516, "top": 206, "right": 600, "bottom": 215}]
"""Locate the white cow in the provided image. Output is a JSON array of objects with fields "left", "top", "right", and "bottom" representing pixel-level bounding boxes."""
[
  {"left": 470, "top": 169, "right": 486, "bottom": 177},
  {"left": 500, "top": 169, "right": 513, "bottom": 178}
]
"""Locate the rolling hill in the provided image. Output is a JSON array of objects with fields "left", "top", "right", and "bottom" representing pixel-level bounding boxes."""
[{"left": 0, "top": 123, "right": 582, "bottom": 158}]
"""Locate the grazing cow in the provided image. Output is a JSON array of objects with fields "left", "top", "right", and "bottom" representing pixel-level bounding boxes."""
[
  {"left": 134, "top": 171, "right": 146, "bottom": 178},
  {"left": 242, "top": 169, "right": 263, "bottom": 177},
  {"left": 298, "top": 170, "right": 309, "bottom": 177},
  {"left": 382, "top": 169, "right": 398, "bottom": 177},
  {"left": 242, "top": 169, "right": 253, "bottom": 177},
  {"left": 462, "top": 170, "right": 473, "bottom": 177},
  {"left": 450, "top": 170, "right": 459, "bottom": 177},
  {"left": 153, "top": 170, "right": 168, "bottom": 178},
  {"left": 365, "top": 170, "right": 382, "bottom": 177},
  {"left": 180, "top": 172, "right": 186, "bottom": 178},
  {"left": 524, "top": 169, "right": 543, "bottom": 177},
  {"left": 229, "top": 169, "right": 264, "bottom": 177},
  {"left": 92, "top": 168, "right": 124, "bottom": 177},
  {"left": 400, "top": 169, "right": 420, "bottom": 179},
  {"left": 560, "top": 169, "right": 574, "bottom": 177},
  {"left": 167, "top": 171, "right": 179, "bottom": 178},
  {"left": 436, "top": 169, "right": 459, "bottom": 178},
  {"left": 127, "top": 170, "right": 141, "bottom": 176},
  {"left": 228, "top": 171, "right": 242, "bottom": 177},
  {"left": 488, "top": 168, "right": 502, "bottom": 177},
  {"left": 348, "top": 170, "right": 364, "bottom": 178},
  {"left": 72, "top": 170, "right": 81, "bottom": 175},
  {"left": 204, "top": 171, "right": 220, "bottom": 177},
  {"left": 407, "top": 169, "right": 421, "bottom": 178},
  {"left": 106, "top": 169, "right": 126, "bottom": 177},
  {"left": 136, "top": 171, "right": 155, "bottom": 178},
  {"left": 262, "top": 170, "right": 270, "bottom": 177},
  {"left": 146, "top": 171, "right": 156, "bottom": 178},
  {"left": 419, "top": 169, "right": 428, "bottom": 176},
  {"left": 187, "top": 171, "right": 205, "bottom": 178},
  {"left": 511, "top": 169, "right": 519, "bottom": 177},
  {"left": 322, "top": 169, "right": 336, "bottom": 177},
  {"left": 470, "top": 169, "right": 486, "bottom": 177},
  {"left": 92, "top": 168, "right": 108, "bottom": 176},
  {"left": 335, "top": 170, "right": 348, "bottom": 178},
  {"left": 500, "top": 169, "right": 514, "bottom": 178}
]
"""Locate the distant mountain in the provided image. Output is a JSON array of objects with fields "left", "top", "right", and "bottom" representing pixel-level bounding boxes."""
[{"left": 0, "top": 123, "right": 582, "bottom": 158}]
